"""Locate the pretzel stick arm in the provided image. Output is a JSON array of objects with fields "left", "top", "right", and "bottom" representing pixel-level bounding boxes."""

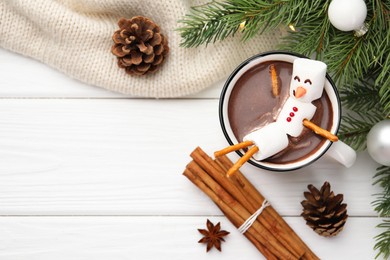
[
  {"left": 303, "top": 119, "right": 339, "bottom": 142},
  {"left": 214, "top": 140, "right": 254, "bottom": 157},
  {"left": 227, "top": 146, "right": 259, "bottom": 177}
]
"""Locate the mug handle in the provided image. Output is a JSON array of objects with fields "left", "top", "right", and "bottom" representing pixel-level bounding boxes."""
[{"left": 326, "top": 141, "right": 357, "bottom": 168}]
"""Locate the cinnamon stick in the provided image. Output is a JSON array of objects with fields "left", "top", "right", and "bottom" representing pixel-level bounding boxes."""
[
  {"left": 215, "top": 157, "right": 305, "bottom": 258},
  {"left": 183, "top": 168, "right": 294, "bottom": 259},
  {"left": 194, "top": 147, "right": 305, "bottom": 258},
  {"left": 190, "top": 148, "right": 257, "bottom": 213},
  {"left": 245, "top": 232, "right": 278, "bottom": 260},
  {"left": 216, "top": 154, "right": 319, "bottom": 260},
  {"left": 186, "top": 161, "right": 295, "bottom": 259}
]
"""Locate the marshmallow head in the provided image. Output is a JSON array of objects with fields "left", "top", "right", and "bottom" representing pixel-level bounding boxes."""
[{"left": 289, "top": 58, "right": 327, "bottom": 103}]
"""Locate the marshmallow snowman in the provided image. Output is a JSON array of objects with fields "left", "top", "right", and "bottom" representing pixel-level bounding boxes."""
[{"left": 243, "top": 58, "right": 327, "bottom": 161}]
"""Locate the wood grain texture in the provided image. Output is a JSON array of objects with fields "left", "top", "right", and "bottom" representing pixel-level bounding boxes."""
[
  {"left": 0, "top": 216, "right": 383, "bottom": 260},
  {"left": 0, "top": 99, "right": 381, "bottom": 216}
]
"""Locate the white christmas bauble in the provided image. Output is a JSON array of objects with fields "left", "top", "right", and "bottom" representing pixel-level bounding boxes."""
[
  {"left": 367, "top": 120, "right": 390, "bottom": 166},
  {"left": 328, "top": 0, "right": 367, "bottom": 31}
]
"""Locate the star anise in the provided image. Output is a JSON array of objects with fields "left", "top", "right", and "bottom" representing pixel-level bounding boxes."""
[{"left": 198, "top": 219, "right": 230, "bottom": 252}]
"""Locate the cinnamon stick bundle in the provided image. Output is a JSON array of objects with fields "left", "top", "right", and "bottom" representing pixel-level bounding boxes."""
[{"left": 183, "top": 147, "right": 319, "bottom": 260}]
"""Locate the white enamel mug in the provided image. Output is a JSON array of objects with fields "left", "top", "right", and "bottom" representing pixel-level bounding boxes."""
[{"left": 219, "top": 51, "right": 357, "bottom": 171}]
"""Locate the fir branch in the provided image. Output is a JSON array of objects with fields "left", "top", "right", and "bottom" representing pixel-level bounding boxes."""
[
  {"left": 373, "top": 195, "right": 390, "bottom": 217},
  {"left": 373, "top": 166, "right": 390, "bottom": 194},
  {"left": 324, "top": 33, "right": 366, "bottom": 87},
  {"left": 373, "top": 166, "right": 390, "bottom": 215},
  {"left": 280, "top": 1, "right": 332, "bottom": 59},
  {"left": 372, "top": 0, "right": 390, "bottom": 116},
  {"left": 338, "top": 111, "right": 383, "bottom": 151},
  {"left": 177, "top": 2, "right": 236, "bottom": 47},
  {"left": 177, "top": 0, "right": 327, "bottom": 47},
  {"left": 374, "top": 220, "right": 390, "bottom": 259},
  {"left": 281, "top": 18, "right": 330, "bottom": 59},
  {"left": 372, "top": 165, "right": 390, "bottom": 259},
  {"left": 340, "top": 72, "right": 382, "bottom": 112},
  {"left": 378, "top": 57, "right": 390, "bottom": 115},
  {"left": 325, "top": 0, "right": 389, "bottom": 88}
]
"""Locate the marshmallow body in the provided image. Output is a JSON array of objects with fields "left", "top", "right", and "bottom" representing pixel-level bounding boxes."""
[
  {"left": 276, "top": 98, "right": 317, "bottom": 137},
  {"left": 243, "top": 122, "right": 289, "bottom": 161}
]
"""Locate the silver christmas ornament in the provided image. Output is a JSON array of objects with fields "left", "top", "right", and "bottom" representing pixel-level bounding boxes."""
[{"left": 367, "top": 120, "right": 390, "bottom": 166}]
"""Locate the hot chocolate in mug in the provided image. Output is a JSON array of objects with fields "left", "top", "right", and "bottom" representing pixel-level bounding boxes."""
[{"left": 219, "top": 51, "right": 357, "bottom": 172}]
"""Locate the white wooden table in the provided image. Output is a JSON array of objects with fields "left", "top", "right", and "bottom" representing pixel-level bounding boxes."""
[{"left": 0, "top": 48, "right": 385, "bottom": 259}]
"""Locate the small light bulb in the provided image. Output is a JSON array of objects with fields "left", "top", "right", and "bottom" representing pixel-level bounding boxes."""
[
  {"left": 239, "top": 21, "right": 246, "bottom": 31},
  {"left": 288, "top": 23, "right": 297, "bottom": 32}
]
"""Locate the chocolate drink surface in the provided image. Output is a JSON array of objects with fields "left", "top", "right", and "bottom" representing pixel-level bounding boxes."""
[{"left": 228, "top": 61, "right": 333, "bottom": 164}]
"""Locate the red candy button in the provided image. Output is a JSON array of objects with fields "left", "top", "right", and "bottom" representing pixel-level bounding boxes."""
[
  {"left": 287, "top": 117, "right": 291, "bottom": 122},
  {"left": 293, "top": 107, "right": 298, "bottom": 112},
  {"left": 290, "top": 112, "right": 295, "bottom": 117}
]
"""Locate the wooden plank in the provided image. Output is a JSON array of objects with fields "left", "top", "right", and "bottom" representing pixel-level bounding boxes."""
[
  {"left": 0, "top": 216, "right": 382, "bottom": 259},
  {"left": 0, "top": 99, "right": 381, "bottom": 215},
  {"left": 0, "top": 48, "right": 223, "bottom": 99}
]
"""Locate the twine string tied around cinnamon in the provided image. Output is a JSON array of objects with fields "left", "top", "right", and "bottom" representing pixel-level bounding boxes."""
[{"left": 238, "top": 200, "right": 271, "bottom": 234}]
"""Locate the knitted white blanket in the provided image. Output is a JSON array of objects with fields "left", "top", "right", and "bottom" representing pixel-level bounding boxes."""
[{"left": 0, "top": 0, "right": 282, "bottom": 97}]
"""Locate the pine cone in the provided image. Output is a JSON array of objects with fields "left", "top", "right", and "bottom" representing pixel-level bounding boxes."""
[
  {"left": 301, "top": 181, "right": 348, "bottom": 237},
  {"left": 111, "top": 16, "right": 169, "bottom": 76}
]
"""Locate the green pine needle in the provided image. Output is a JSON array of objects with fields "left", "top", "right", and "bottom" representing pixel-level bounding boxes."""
[
  {"left": 177, "top": 0, "right": 327, "bottom": 48},
  {"left": 340, "top": 76, "right": 382, "bottom": 112},
  {"left": 177, "top": 2, "right": 237, "bottom": 48},
  {"left": 373, "top": 166, "right": 390, "bottom": 192},
  {"left": 374, "top": 220, "right": 390, "bottom": 259},
  {"left": 373, "top": 166, "right": 390, "bottom": 216},
  {"left": 373, "top": 196, "right": 390, "bottom": 217},
  {"left": 338, "top": 112, "right": 383, "bottom": 151},
  {"left": 371, "top": 165, "right": 390, "bottom": 260}
]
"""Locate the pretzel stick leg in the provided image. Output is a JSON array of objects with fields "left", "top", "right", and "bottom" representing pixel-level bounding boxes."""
[
  {"left": 303, "top": 119, "right": 339, "bottom": 142},
  {"left": 269, "top": 64, "right": 280, "bottom": 97},
  {"left": 227, "top": 146, "right": 259, "bottom": 177},
  {"left": 214, "top": 140, "right": 254, "bottom": 157}
]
